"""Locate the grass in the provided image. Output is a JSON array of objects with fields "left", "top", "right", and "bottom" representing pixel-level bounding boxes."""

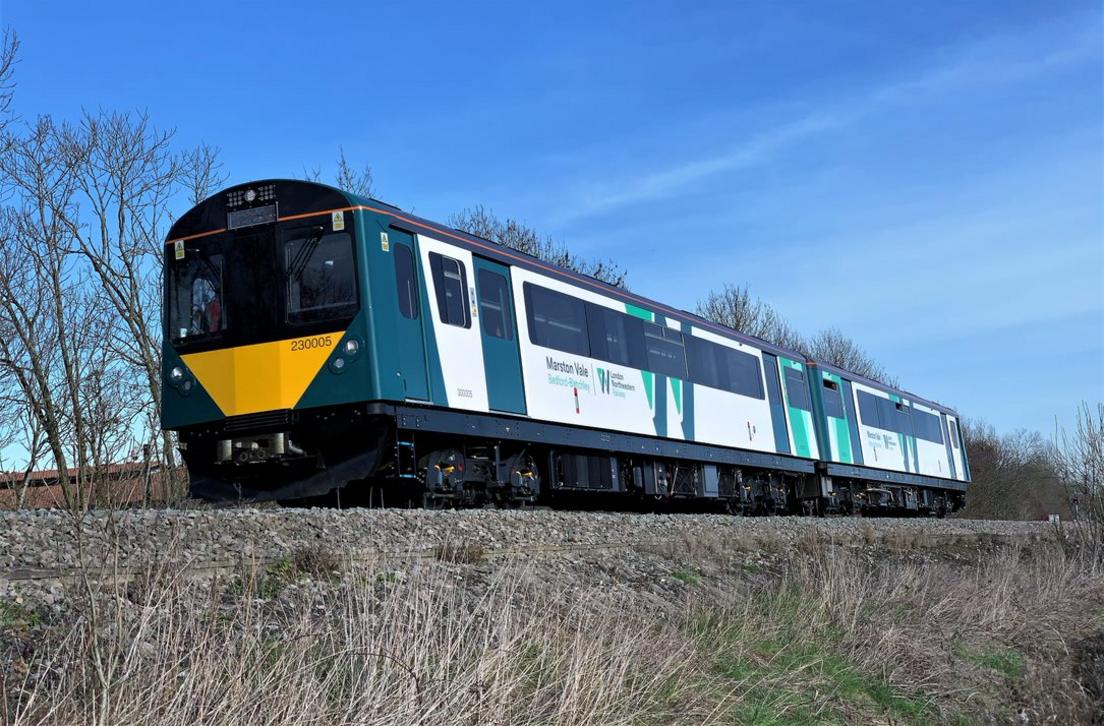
[
  {"left": 1, "top": 535, "right": 1101, "bottom": 724},
  {"left": 0, "top": 598, "right": 40, "bottom": 631},
  {"left": 954, "top": 642, "right": 1026, "bottom": 680},
  {"left": 702, "top": 590, "right": 933, "bottom": 725},
  {"left": 671, "top": 569, "right": 700, "bottom": 585}
]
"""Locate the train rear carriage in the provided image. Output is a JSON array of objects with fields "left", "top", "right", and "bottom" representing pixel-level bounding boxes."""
[{"left": 807, "top": 362, "right": 969, "bottom": 514}]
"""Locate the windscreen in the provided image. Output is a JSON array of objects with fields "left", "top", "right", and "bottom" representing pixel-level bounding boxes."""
[
  {"left": 169, "top": 252, "right": 226, "bottom": 342},
  {"left": 166, "top": 221, "right": 359, "bottom": 352},
  {"left": 285, "top": 232, "right": 357, "bottom": 324}
]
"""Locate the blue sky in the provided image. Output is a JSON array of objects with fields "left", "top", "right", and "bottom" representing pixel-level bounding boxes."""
[{"left": 4, "top": 0, "right": 1102, "bottom": 436}]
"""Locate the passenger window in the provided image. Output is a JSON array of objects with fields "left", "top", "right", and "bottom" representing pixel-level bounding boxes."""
[
  {"left": 821, "top": 379, "right": 845, "bottom": 419},
  {"left": 524, "top": 283, "right": 589, "bottom": 356},
  {"left": 429, "top": 252, "right": 470, "bottom": 328},
  {"left": 643, "top": 322, "right": 687, "bottom": 379},
  {"left": 394, "top": 244, "right": 418, "bottom": 320},
  {"left": 720, "top": 347, "right": 764, "bottom": 399},
  {"left": 857, "top": 390, "right": 882, "bottom": 427},
  {"left": 783, "top": 367, "right": 812, "bottom": 411},
  {"left": 949, "top": 419, "right": 960, "bottom": 449},
  {"left": 686, "top": 336, "right": 720, "bottom": 389},
  {"left": 285, "top": 232, "right": 357, "bottom": 324},
  {"left": 587, "top": 304, "right": 644, "bottom": 368},
  {"left": 477, "top": 269, "right": 512, "bottom": 339},
  {"left": 911, "top": 409, "right": 943, "bottom": 444}
]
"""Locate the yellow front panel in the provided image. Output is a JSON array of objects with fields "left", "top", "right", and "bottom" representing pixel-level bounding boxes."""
[{"left": 182, "top": 332, "right": 343, "bottom": 417}]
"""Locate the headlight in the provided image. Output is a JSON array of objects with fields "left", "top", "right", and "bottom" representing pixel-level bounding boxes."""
[
  {"left": 170, "top": 366, "right": 185, "bottom": 382},
  {"left": 332, "top": 357, "right": 346, "bottom": 370},
  {"left": 344, "top": 339, "right": 359, "bottom": 355}
]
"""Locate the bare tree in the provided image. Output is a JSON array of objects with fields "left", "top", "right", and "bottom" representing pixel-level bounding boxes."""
[
  {"left": 1053, "top": 402, "right": 1104, "bottom": 556},
  {"left": 61, "top": 112, "right": 180, "bottom": 485},
  {"left": 0, "top": 107, "right": 168, "bottom": 509},
  {"left": 804, "top": 328, "right": 895, "bottom": 385},
  {"left": 451, "top": 205, "right": 627, "bottom": 288},
  {"left": 179, "top": 142, "right": 226, "bottom": 205},
  {"left": 0, "top": 401, "right": 46, "bottom": 509},
  {"left": 958, "top": 419, "right": 1066, "bottom": 521},
  {"left": 335, "top": 146, "right": 373, "bottom": 198},
  {"left": 300, "top": 147, "right": 374, "bottom": 198},
  {"left": 0, "top": 29, "right": 19, "bottom": 129},
  {"left": 695, "top": 284, "right": 803, "bottom": 350}
]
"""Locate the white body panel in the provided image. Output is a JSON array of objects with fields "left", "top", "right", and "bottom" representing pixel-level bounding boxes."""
[
  {"left": 509, "top": 267, "right": 787, "bottom": 455},
  {"left": 416, "top": 235, "right": 489, "bottom": 413},
  {"left": 850, "top": 381, "right": 957, "bottom": 479}
]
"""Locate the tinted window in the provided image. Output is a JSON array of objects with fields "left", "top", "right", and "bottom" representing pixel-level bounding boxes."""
[
  {"left": 893, "top": 401, "right": 911, "bottom": 434},
  {"left": 720, "top": 347, "right": 765, "bottom": 399},
  {"left": 857, "top": 391, "right": 882, "bottom": 428},
  {"left": 784, "top": 367, "right": 811, "bottom": 411},
  {"left": 822, "top": 379, "right": 845, "bottom": 419},
  {"left": 949, "top": 419, "right": 960, "bottom": 449},
  {"left": 394, "top": 244, "right": 418, "bottom": 319},
  {"left": 170, "top": 252, "right": 226, "bottom": 341},
  {"left": 429, "top": 252, "right": 471, "bottom": 328},
  {"left": 857, "top": 391, "right": 941, "bottom": 439},
  {"left": 912, "top": 409, "right": 944, "bottom": 444},
  {"left": 285, "top": 232, "right": 357, "bottom": 323},
  {"left": 686, "top": 336, "right": 720, "bottom": 389},
  {"left": 524, "top": 283, "right": 589, "bottom": 356},
  {"left": 477, "top": 269, "right": 512, "bottom": 339},
  {"left": 586, "top": 304, "right": 644, "bottom": 368},
  {"left": 643, "top": 323, "right": 687, "bottom": 379}
]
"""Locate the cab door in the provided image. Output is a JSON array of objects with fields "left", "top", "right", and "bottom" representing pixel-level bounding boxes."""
[
  {"left": 389, "top": 229, "right": 429, "bottom": 400},
  {"left": 472, "top": 257, "right": 526, "bottom": 414}
]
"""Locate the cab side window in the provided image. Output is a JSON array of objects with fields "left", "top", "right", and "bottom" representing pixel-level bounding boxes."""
[
  {"left": 477, "top": 269, "right": 512, "bottom": 339},
  {"left": 429, "top": 252, "right": 470, "bottom": 328},
  {"left": 394, "top": 244, "right": 419, "bottom": 320}
]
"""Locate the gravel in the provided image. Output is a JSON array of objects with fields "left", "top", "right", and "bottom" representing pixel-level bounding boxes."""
[{"left": 0, "top": 507, "right": 1053, "bottom": 574}]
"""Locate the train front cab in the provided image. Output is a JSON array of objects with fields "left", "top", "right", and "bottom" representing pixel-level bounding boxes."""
[{"left": 162, "top": 180, "right": 399, "bottom": 501}]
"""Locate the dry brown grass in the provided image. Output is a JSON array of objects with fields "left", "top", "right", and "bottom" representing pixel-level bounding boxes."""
[{"left": 1, "top": 534, "right": 1101, "bottom": 725}]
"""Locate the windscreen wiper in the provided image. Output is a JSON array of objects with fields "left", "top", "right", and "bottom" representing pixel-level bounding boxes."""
[
  {"left": 286, "top": 226, "right": 325, "bottom": 283},
  {"left": 185, "top": 247, "right": 223, "bottom": 284}
]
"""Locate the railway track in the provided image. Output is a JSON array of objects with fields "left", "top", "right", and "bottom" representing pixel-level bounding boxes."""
[{"left": 0, "top": 529, "right": 1046, "bottom": 586}]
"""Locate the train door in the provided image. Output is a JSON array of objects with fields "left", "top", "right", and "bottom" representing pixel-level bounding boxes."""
[
  {"left": 472, "top": 257, "right": 527, "bottom": 414},
  {"left": 942, "top": 413, "right": 963, "bottom": 480},
  {"left": 389, "top": 230, "right": 429, "bottom": 400}
]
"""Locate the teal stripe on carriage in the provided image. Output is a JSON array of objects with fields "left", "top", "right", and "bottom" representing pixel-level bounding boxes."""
[
  {"left": 780, "top": 357, "right": 813, "bottom": 458},
  {"left": 823, "top": 372, "right": 853, "bottom": 464}
]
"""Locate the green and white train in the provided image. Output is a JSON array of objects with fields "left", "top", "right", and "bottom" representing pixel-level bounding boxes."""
[{"left": 163, "top": 180, "right": 969, "bottom": 514}]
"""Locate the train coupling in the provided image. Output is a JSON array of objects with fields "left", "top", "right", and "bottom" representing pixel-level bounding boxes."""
[{"left": 215, "top": 433, "right": 307, "bottom": 464}]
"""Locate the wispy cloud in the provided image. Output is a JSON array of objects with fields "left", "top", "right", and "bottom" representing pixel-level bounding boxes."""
[{"left": 558, "top": 14, "right": 1100, "bottom": 223}]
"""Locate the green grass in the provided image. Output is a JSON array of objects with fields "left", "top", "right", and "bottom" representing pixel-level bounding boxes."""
[
  {"left": 954, "top": 642, "right": 1025, "bottom": 680},
  {"left": 692, "top": 589, "right": 933, "bottom": 725},
  {"left": 671, "top": 569, "right": 700, "bottom": 585},
  {"left": 0, "top": 598, "right": 41, "bottom": 630}
]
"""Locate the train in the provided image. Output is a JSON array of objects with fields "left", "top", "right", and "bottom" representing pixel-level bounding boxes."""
[{"left": 162, "top": 179, "right": 970, "bottom": 515}]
